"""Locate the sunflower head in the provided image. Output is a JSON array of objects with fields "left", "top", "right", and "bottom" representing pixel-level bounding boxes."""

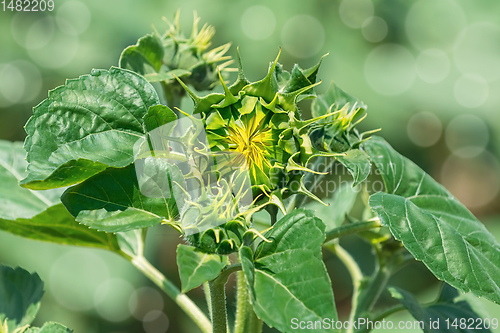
[{"left": 174, "top": 50, "right": 341, "bottom": 205}]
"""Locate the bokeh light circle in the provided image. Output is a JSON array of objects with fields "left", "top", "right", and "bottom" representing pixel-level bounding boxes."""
[
  {"left": 406, "top": 0, "right": 466, "bottom": 51},
  {"left": 56, "top": 1, "right": 91, "bottom": 35},
  {"left": 240, "top": 5, "right": 276, "bottom": 40},
  {"left": 28, "top": 30, "right": 79, "bottom": 69},
  {"left": 129, "top": 287, "right": 165, "bottom": 320},
  {"left": 10, "top": 60, "right": 42, "bottom": 103},
  {"left": 143, "top": 311, "right": 169, "bottom": 333},
  {"left": 25, "top": 16, "right": 56, "bottom": 50},
  {"left": 361, "top": 16, "right": 388, "bottom": 43},
  {"left": 454, "top": 22, "right": 500, "bottom": 82},
  {"left": 445, "top": 114, "right": 489, "bottom": 158},
  {"left": 454, "top": 74, "right": 489, "bottom": 108},
  {"left": 281, "top": 15, "right": 325, "bottom": 58},
  {"left": 94, "top": 278, "right": 135, "bottom": 322},
  {"left": 416, "top": 49, "right": 450, "bottom": 84},
  {"left": 339, "top": 0, "right": 374, "bottom": 29},
  {"left": 364, "top": 44, "right": 416, "bottom": 95},
  {"left": 49, "top": 249, "right": 110, "bottom": 311},
  {"left": 0, "top": 64, "right": 25, "bottom": 105},
  {"left": 441, "top": 152, "right": 500, "bottom": 209},
  {"left": 407, "top": 112, "right": 442, "bottom": 147}
]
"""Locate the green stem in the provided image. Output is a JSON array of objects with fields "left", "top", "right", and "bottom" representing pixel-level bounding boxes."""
[
  {"left": 372, "top": 304, "right": 406, "bottom": 322},
  {"left": 161, "top": 81, "right": 184, "bottom": 110},
  {"left": 234, "top": 271, "right": 263, "bottom": 333},
  {"left": 354, "top": 305, "right": 406, "bottom": 333},
  {"left": 324, "top": 219, "right": 381, "bottom": 243},
  {"left": 129, "top": 255, "right": 212, "bottom": 333},
  {"left": 209, "top": 279, "right": 228, "bottom": 333},
  {"left": 203, "top": 282, "right": 212, "bottom": 320},
  {"left": 325, "top": 243, "right": 362, "bottom": 333},
  {"left": 352, "top": 246, "right": 393, "bottom": 333}
]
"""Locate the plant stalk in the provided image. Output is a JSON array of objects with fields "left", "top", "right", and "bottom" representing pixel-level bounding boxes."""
[
  {"left": 161, "top": 81, "right": 184, "bottom": 110},
  {"left": 130, "top": 255, "right": 212, "bottom": 333},
  {"left": 352, "top": 246, "right": 393, "bottom": 333},
  {"left": 325, "top": 243, "right": 362, "bottom": 333},
  {"left": 209, "top": 279, "right": 228, "bottom": 333},
  {"left": 324, "top": 219, "right": 381, "bottom": 243},
  {"left": 234, "top": 271, "right": 263, "bottom": 333}
]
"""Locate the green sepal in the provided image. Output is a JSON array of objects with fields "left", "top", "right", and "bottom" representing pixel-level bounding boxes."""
[
  {"left": 174, "top": 75, "right": 224, "bottom": 114},
  {"left": 242, "top": 49, "right": 281, "bottom": 103}
]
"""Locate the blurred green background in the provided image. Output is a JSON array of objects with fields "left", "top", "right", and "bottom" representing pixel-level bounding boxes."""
[{"left": 1, "top": 0, "right": 500, "bottom": 332}]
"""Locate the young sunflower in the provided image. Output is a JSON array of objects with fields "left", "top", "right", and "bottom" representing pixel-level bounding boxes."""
[{"left": 165, "top": 50, "right": 372, "bottom": 253}]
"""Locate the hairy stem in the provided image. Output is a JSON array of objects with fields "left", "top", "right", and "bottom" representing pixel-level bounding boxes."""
[
  {"left": 352, "top": 246, "right": 393, "bottom": 333},
  {"left": 324, "top": 219, "right": 381, "bottom": 243},
  {"left": 234, "top": 271, "right": 263, "bottom": 333},
  {"left": 325, "top": 243, "right": 362, "bottom": 333},
  {"left": 129, "top": 255, "right": 212, "bottom": 333},
  {"left": 209, "top": 279, "right": 228, "bottom": 333}
]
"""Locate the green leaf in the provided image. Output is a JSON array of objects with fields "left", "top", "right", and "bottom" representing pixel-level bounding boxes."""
[
  {"left": 240, "top": 209, "right": 338, "bottom": 333},
  {"left": 0, "top": 140, "right": 58, "bottom": 219},
  {"left": 305, "top": 181, "right": 359, "bottom": 232},
  {"left": 336, "top": 149, "right": 371, "bottom": 187},
  {"left": 0, "top": 266, "right": 44, "bottom": 332},
  {"left": 22, "top": 67, "right": 160, "bottom": 190},
  {"left": 61, "top": 158, "right": 187, "bottom": 233},
  {"left": 0, "top": 204, "right": 119, "bottom": 250},
  {"left": 176, "top": 244, "right": 228, "bottom": 293},
  {"left": 25, "top": 322, "right": 73, "bottom": 333},
  {"left": 0, "top": 140, "right": 118, "bottom": 250},
  {"left": 143, "top": 69, "right": 191, "bottom": 83},
  {"left": 390, "top": 284, "right": 492, "bottom": 332},
  {"left": 311, "top": 82, "right": 366, "bottom": 118},
  {"left": 143, "top": 105, "right": 177, "bottom": 133},
  {"left": 364, "top": 136, "right": 500, "bottom": 304},
  {"left": 119, "top": 34, "right": 164, "bottom": 74}
]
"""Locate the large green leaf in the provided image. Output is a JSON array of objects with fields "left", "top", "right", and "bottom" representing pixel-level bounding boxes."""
[
  {"left": 0, "top": 266, "right": 44, "bottom": 332},
  {"left": 364, "top": 136, "right": 500, "bottom": 303},
  {"left": 26, "top": 322, "right": 73, "bottom": 333},
  {"left": 305, "top": 181, "right": 358, "bottom": 232},
  {"left": 0, "top": 140, "right": 118, "bottom": 250},
  {"left": 119, "top": 34, "right": 164, "bottom": 74},
  {"left": 0, "top": 204, "right": 119, "bottom": 250},
  {"left": 240, "top": 209, "right": 338, "bottom": 333},
  {"left": 176, "top": 244, "right": 228, "bottom": 293},
  {"left": 61, "top": 158, "right": 187, "bottom": 233},
  {"left": 21, "top": 67, "right": 160, "bottom": 190},
  {"left": 390, "top": 284, "right": 491, "bottom": 332},
  {"left": 336, "top": 149, "right": 371, "bottom": 187}
]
